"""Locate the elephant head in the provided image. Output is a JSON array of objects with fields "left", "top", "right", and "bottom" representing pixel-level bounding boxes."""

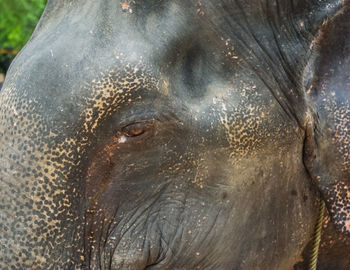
[{"left": 0, "top": 0, "right": 349, "bottom": 269}]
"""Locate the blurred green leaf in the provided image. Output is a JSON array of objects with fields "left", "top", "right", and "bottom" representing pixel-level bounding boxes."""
[{"left": 0, "top": 0, "right": 47, "bottom": 50}]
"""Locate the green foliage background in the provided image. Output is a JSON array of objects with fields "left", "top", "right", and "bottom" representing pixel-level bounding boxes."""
[
  {"left": 0, "top": 0, "right": 46, "bottom": 73},
  {"left": 0, "top": 0, "right": 47, "bottom": 50}
]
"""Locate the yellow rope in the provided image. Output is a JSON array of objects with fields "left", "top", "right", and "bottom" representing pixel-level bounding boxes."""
[{"left": 308, "top": 200, "right": 325, "bottom": 270}]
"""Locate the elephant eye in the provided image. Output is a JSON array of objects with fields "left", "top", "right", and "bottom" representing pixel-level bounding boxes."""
[
  {"left": 124, "top": 123, "right": 145, "bottom": 136},
  {"left": 117, "top": 121, "right": 155, "bottom": 143}
]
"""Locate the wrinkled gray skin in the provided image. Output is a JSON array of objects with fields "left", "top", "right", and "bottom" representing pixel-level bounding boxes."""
[{"left": 1, "top": 0, "right": 350, "bottom": 269}]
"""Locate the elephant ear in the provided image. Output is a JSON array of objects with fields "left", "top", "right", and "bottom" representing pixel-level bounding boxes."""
[
  {"left": 304, "top": 4, "right": 350, "bottom": 235},
  {"left": 287, "top": 0, "right": 344, "bottom": 34}
]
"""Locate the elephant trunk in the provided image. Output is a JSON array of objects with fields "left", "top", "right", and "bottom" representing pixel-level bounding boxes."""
[{"left": 0, "top": 88, "right": 86, "bottom": 269}]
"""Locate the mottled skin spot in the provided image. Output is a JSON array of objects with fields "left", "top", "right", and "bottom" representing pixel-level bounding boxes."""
[{"left": 0, "top": 0, "right": 349, "bottom": 269}]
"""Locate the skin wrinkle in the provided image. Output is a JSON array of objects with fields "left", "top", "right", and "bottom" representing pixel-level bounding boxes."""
[
  {"left": 203, "top": 1, "right": 306, "bottom": 125},
  {"left": 112, "top": 210, "right": 155, "bottom": 266},
  {"left": 265, "top": 2, "right": 301, "bottom": 85},
  {"left": 102, "top": 189, "right": 166, "bottom": 265}
]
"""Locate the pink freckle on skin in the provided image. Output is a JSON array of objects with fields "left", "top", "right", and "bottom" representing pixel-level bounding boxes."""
[
  {"left": 346, "top": 219, "right": 350, "bottom": 233},
  {"left": 121, "top": 2, "right": 132, "bottom": 12},
  {"left": 121, "top": 2, "right": 130, "bottom": 10}
]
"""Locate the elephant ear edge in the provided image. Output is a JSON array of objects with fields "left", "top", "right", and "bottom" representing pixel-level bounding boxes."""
[{"left": 304, "top": 3, "right": 350, "bottom": 236}]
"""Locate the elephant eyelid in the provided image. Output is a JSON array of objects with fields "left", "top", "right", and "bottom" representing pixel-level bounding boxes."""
[{"left": 117, "top": 121, "right": 155, "bottom": 143}]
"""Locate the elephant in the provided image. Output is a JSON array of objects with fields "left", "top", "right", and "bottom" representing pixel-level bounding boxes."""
[{"left": 1, "top": 0, "right": 350, "bottom": 269}]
